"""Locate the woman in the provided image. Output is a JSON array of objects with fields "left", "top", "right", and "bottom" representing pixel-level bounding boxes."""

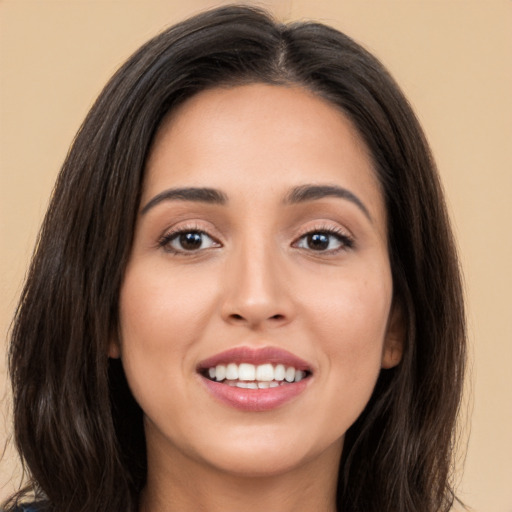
[{"left": 4, "top": 5, "right": 465, "bottom": 512}]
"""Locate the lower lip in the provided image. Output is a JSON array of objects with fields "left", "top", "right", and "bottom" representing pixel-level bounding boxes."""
[{"left": 201, "top": 377, "right": 309, "bottom": 412}]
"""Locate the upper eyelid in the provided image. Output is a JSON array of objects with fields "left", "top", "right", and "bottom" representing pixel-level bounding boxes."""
[
  {"left": 156, "top": 221, "right": 223, "bottom": 249},
  {"left": 292, "top": 223, "right": 356, "bottom": 251},
  {"left": 295, "top": 228, "right": 354, "bottom": 244},
  {"left": 291, "top": 221, "right": 354, "bottom": 240},
  {"left": 158, "top": 228, "right": 222, "bottom": 255},
  {"left": 156, "top": 219, "right": 354, "bottom": 245},
  {"left": 161, "top": 220, "right": 221, "bottom": 238}
]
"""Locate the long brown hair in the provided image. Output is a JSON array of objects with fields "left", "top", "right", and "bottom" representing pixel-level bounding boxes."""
[{"left": 5, "top": 5, "right": 465, "bottom": 512}]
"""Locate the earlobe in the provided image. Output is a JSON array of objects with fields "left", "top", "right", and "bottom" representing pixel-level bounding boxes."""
[
  {"left": 108, "top": 323, "right": 123, "bottom": 359},
  {"left": 381, "top": 303, "right": 405, "bottom": 369},
  {"left": 108, "top": 338, "right": 121, "bottom": 359}
]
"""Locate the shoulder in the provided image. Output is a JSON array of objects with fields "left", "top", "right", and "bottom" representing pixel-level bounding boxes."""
[
  {"left": 3, "top": 497, "right": 49, "bottom": 512},
  {"left": 12, "top": 504, "right": 41, "bottom": 512}
]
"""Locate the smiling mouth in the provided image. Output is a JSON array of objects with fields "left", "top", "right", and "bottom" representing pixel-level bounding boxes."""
[{"left": 201, "top": 362, "right": 312, "bottom": 389}]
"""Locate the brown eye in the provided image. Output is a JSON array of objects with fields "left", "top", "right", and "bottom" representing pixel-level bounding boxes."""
[
  {"left": 295, "top": 230, "right": 353, "bottom": 252},
  {"left": 178, "top": 232, "right": 203, "bottom": 250},
  {"left": 161, "top": 230, "right": 220, "bottom": 253},
  {"left": 306, "top": 233, "right": 330, "bottom": 251}
]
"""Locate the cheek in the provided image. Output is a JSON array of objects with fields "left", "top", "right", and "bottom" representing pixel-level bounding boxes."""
[
  {"left": 277, "top": 264, "right": 393, "bottom": 449},
  {"left": 120, "top": 262, "right": 218, "bottom": 345},
  {"left": 299, "top": 263, "right": 392, "bottom": 384},
  {"left": 117, "top": 263, "right": 219, "bottom": 395},
  {"left": 305, "top": 266, "right": 391, "bottom": 341}
]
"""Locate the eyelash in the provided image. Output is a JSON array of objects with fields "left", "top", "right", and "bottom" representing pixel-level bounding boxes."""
[
  {"left": 293, "top": 225, "right": 354, "bottom": 253},
  {"left": 158, "top": 224, "right": 220, "bottom": 255},
  {"left": 157, "top": 224, "right": 354, "bottom": 255}
]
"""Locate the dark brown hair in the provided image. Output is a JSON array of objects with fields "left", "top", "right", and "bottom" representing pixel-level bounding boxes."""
[{"left": 5, "top": 5, "right": 465, "bottom": 512}]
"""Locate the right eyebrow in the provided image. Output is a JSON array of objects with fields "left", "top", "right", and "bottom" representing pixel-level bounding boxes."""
[{"left": 140, "top": 187, "right": 228, "bottom": 215}]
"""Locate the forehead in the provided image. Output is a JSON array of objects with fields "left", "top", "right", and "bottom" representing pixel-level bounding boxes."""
[
  {"left": 150, "top": 83, "right": 373, "bottom": 168},
  {"left": 144, "top": 84, "right": 385, "bottom": 228}
]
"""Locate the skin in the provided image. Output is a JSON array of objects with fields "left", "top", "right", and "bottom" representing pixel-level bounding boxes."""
[{"left": 112, "top": 84, "right": 403, "bottom": 512}]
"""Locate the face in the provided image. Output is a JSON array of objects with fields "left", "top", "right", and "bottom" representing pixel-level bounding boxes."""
[{"left": 113, "top": 84, "right": 402, "bottom": 479}]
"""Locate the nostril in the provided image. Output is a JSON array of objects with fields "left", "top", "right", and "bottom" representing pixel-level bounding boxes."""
[{"left": 228, "top": 313, "right": 285, "bottom": 323}]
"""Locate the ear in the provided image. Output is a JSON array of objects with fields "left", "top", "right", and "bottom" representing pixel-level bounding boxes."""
[
  {"left": 108, "top": 331, "right": 121, "bottom": 359},
  {"left": 381, "top": 302, "right": 405, "bottom": 369}
]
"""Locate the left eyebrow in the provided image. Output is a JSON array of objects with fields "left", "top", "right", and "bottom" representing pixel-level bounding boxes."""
[{"left": 284, "top": 184, "right": 372, "bottom": 222}]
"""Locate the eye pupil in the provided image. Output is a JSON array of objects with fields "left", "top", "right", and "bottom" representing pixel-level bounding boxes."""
[
  {"left": 179, "top": 232, "right": 203, "bottom": 250},
  {"left": 308, "top": 233, "right": 330, "bottom": 250}
]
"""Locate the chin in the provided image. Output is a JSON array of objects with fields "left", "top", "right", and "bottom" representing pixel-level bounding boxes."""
[
  {"left": 204, "top": 447, "right": 309, "bottom": 478},
  {"left": 194, "top": 425, "right": 344, "bottom": 479}
]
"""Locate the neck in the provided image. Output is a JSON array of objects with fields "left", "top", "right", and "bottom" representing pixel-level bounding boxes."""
[{"left": 140, "top": 438, "right": 341, "bottom": 512}]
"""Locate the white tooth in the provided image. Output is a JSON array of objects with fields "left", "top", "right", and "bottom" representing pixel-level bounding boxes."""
[
  {"left": 215, "top": 364, "right": 226, "bottom": 381},
  {"left": 238, "top": 363, "right": 256, "bottom": 381},
  {"left": 269, "top": 381, "right": 279, "bottom": 388},
  {"left": 208, "top": 367, "right": 216, "bottom": 379},
  {"left": 256, "top": 363, "right": 274, "bottom": 382},
  {"left": 246, "top": 382, "right": 258, "bottom": 389},
  {"left": 226, "top": 363, "right": 238, "bottom": 380},
  {"left": 257, "top": 382, "right": 270, "bottom": 389},
  {"left": 294, "top": 370, "right": 305, "bottom": 382},
  {"left": 236, "top": 382, "right": 249, "bottom": 388},
  {"left": 274, "top": 364, "right": 285, "bottom": 381},
  {"left": 285, "top": 366, "right": 296, "bottom": 382}
]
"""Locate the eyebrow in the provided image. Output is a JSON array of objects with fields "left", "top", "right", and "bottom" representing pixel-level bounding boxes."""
[
  {"left": 141, "top": 187, "right": 228, "bottom": 215},
  {"left": 285, "top": 184, "right": 372, "bottom": 221},
  {"left": 140, "top": 184, "right": 372, "bottom": 221}
]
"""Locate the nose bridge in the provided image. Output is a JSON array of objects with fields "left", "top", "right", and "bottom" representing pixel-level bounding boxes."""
[{"left": 222, "top": 228, "right": 291, "bottom": 327}]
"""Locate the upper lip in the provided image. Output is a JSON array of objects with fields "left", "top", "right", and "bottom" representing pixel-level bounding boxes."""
[{"left": 197, "top": 346, "right": 312, "bottom": 372}]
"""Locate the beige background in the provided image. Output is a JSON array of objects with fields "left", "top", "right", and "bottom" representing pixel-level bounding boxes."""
[{"left": 1, "top": 1, "right": 511, "bottom": 511}]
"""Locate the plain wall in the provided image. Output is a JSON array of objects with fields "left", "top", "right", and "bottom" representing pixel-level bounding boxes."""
[{"left": 1, "top": 1, "right": 511, "bottom": 511}]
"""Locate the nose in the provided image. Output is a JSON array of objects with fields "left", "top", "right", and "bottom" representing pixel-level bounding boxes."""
[{"left": 220, "top": 239, "right": 294, "bottom": 330}]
